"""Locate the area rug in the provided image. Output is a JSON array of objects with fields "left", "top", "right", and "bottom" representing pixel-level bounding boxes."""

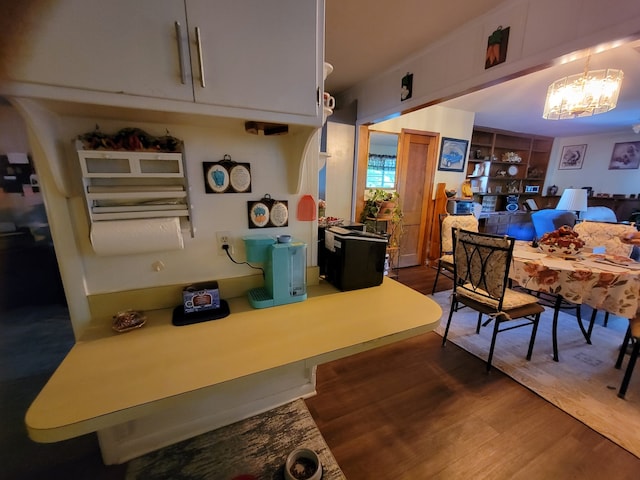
[
  {"left": 431, "top": 290, "right": 640, "bottom": 459},
  {"left": 126, "top": 398, "right": 346, "bottom": 480}
]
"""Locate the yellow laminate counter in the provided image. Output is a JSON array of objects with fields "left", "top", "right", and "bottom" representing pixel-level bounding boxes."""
[{"left": 26, "top": 278, "right": 442, "bottom": 445}]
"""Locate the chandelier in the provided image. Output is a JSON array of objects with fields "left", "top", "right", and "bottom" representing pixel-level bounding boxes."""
[{"left": 542, "top": 58, "right": 624, "bottom": 120}]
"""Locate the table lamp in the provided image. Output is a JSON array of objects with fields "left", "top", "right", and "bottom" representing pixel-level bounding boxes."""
[{"left": 555, "top": 188, "right": 588, "bottom": 219}]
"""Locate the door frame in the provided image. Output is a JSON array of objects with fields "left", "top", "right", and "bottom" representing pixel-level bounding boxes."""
[{"left": 354, "top": 126, "right": 440, "bottom": 267}]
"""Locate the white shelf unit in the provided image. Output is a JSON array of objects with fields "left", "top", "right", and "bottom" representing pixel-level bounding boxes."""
[{"left": 78, "top": 150, "right": 193, "bottom": 235}]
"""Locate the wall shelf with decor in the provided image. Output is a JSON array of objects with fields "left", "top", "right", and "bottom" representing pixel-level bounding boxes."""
[{"left": 467, "top": 127, "right": 553, "bottom": 211}]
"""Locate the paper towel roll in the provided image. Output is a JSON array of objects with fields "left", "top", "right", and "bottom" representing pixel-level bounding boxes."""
[{"left": 90, "top": 217, "right": 184, "bottom": 256}]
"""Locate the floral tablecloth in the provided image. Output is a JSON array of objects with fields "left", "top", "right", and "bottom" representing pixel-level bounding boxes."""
[{"left": 510, "top": 242, "right": 640, "bottom": 320}]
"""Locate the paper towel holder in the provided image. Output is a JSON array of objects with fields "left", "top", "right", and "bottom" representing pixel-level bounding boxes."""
[{"left": 78, "top": 149, "right": 195, "bottom": 238}]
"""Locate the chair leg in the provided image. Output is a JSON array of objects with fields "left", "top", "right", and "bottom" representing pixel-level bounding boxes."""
[
  {"left": 441, "top": 299, "right": 456, "bottom": 347},
  {"left": 604, "top": 312, "right": 610, "bottom": 328},
  {"left": 431, "top": 266, "right": 441, "bottom": 295},
  {"left": 618, "top": 337, "right": 639, "bottom": 399},
  {"left": 616, "top": 325, "right": 632, "bottom": 369},
  {"left": 586, "top": 308, "right": 598, "bottom": 343},
  {"left": 575, "top": 305, "right": 592, "bottom": 345},
  {"left": 551, "top": 295, "right": 561, "bottom": 362},
  {"left": 476, "top": 312, "right": 483, "bottom": 334},
  {"left": 486, "top": 317, "right": 501, "bottom": 371},
  {"left": 526, "top": 313, "right": 541, "bottom": 361}
]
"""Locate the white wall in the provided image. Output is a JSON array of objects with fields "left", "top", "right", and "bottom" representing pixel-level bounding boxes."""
[
  {"left": 324, "top": 122, "right": 354, "bottom": 220},
  {"left": 373, "top": 105, "right": 475, "bottom": 197},
  {"left": 545, "top": 132, "right": 640, "bottom": 197},
  {"left": 10, "top": 99, "right": 319, "bottom": 336},
  {"left": 44, "top": 115, "right": 318, "bottom": 295}
]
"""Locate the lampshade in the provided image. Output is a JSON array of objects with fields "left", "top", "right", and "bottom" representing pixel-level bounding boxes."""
[
  {"left": 556, "top": 188, "right": 588, "bottom": 213},
  {"left": 542, "top": 68, "right": 623, "bottom": 120}
]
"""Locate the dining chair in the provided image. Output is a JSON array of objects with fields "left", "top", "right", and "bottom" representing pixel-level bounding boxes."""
[
  {"left": 431, "top": 213, "right": 478, "bottom": 294},
  {"left": 574, "top": 220, "right": 638, "bottom": 330},
  {"left": 441, "top": 229, "right": 544, "bottom": 371},
  {"left": 615, "top": 317, "right": 640, "bottom": 399},
  {"left": 574, "top": 220, "right": 636, "bottom": 257},
  {"left": 583, "top": 206, "right": 618, "bottom": 223},
  {"left": 530, "top": 209, "right": 577, "bottom": 239}
]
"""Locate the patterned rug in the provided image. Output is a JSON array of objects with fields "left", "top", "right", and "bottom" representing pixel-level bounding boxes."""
[
  {"left": 431, "top": 290, "right": 640, "bottom": 459},
  {"left": 126, "top": 399, "right": 346, "bottom": 480}
]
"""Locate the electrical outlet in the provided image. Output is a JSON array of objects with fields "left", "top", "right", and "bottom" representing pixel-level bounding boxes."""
[{"left": 216, "top": 231, "right": 233, "bottom": 255}]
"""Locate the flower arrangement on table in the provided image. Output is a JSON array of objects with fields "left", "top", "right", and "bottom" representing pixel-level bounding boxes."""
[{"left": 538, "top": 225, "right": 585, "bottom": 257}]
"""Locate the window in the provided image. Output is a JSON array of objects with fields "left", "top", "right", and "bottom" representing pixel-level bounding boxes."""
[
  {"left": 366, "top": 154, "right": 396, "bottom": 188},
  {"left": 366, "top": 132, "right": 398, "bottom": 189}
]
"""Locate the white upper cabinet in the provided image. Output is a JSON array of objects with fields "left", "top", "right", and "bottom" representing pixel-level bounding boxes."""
[
  {"left": 6, "top": 0, "right": 322, "bottom": 124},
  {"left": 185, "top": 0, "right": 320, "bottom": 118},
  {"left": 8, "top": 0, "right": 193, "bottom": 102}
]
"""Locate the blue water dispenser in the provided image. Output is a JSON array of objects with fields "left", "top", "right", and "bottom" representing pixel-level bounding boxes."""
[{"left": 243, "top": 235, "right": 307, "bottom": 308}]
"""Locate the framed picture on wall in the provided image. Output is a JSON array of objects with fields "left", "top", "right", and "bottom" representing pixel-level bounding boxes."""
[
  {"left": 558, "top": 144, "right": 587, "bottom": 170},
  {"left": 438, "top": 137, "right": 468, "bottom": 172},
  {"left": 608, "top": 141, "right": 640, "bottom": 170}
]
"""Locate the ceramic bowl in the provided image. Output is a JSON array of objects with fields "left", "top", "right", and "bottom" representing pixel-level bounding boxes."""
[
  {"left": 284, "top": 448, "right": 322, "bottom": 480},
  {"left": 539, "top": 242, "right": 582, "bottom": 258}
]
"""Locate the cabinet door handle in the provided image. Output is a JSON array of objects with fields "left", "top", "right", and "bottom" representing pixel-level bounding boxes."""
[
  {"left": 195, "top": 26, "right": 206, "bottom": 88},
  {"left": 174, "top": 21, "right": 187, "bottom": 85}
]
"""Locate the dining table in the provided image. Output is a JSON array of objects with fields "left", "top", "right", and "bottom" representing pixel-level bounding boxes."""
[{"left": 509, "top": 241, "right": 640, "bottom": 361}]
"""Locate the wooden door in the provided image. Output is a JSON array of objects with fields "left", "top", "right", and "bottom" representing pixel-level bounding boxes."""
[{"left": 396, "top": 129, "right": 438, "bottom": 267}]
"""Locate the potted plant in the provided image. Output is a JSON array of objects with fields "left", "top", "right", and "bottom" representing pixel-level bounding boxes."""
[
  {"left": 359, "top": 189, "right": 403, "bottom": 247},
  {"left": 360, "top": 189, "right": 400, "bottom": 220}
]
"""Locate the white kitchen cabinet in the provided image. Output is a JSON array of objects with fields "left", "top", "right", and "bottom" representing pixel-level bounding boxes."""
[
  {"left": 8, "top": 0, "right": 322, "bottom": 124},
  {"left": 9, "top": 0, "right": 193, "bottom": 101},
  {"left": 185, "top": 0, "right": 321, "bottom": 118}
]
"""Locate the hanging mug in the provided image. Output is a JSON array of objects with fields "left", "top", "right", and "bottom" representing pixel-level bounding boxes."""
[{"left": 323, "top": 92, "right": 335, "bottom": 109}]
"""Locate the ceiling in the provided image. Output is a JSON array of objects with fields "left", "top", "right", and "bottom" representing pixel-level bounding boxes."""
[{"left": 324, "top": 0, "right": 640, "bottom": 138}]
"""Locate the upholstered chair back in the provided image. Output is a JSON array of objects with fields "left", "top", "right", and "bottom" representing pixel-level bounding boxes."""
[
  {"left": 441, "top": 214, "right": 479, "bottom": 254},
  {"left": 574, "top": 221, "right": 637, "bottom": 257}
]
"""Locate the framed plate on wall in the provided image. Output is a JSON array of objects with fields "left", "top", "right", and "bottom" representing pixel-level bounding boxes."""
[
  {"left": 203, "top": 155, "right": 252, "bottom": 193},
  {"left": 247, "top": 195, "right": 289, "bottom": 228}
]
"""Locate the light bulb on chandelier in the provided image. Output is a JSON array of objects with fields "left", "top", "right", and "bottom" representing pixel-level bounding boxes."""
[{"left": 542, "top": 54, "right": 624, "bottom": 120}]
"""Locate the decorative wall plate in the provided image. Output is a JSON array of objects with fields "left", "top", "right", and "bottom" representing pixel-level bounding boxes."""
[
  {"left": 229, "top": 164, "right": 251, "bottom": 192},
  {"left": 205, "top": 164, "right": 230, "bottom": 193},
  {"left": 247, "top": 194, "right": 289, "bottom": 228},
  {"left": 203, "top": 155, "right": 252, "bottom": 193},
  {"left": 507, "top": 165, "right": 519, "bottom": 176},
  {"left": 249, "top": 201, "right": 270, "bottom": 227}
]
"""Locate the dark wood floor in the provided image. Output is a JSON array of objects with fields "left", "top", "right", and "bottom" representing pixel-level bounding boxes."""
[{"left": 305, "top": 264, "right": 640, "bottom": 479}]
